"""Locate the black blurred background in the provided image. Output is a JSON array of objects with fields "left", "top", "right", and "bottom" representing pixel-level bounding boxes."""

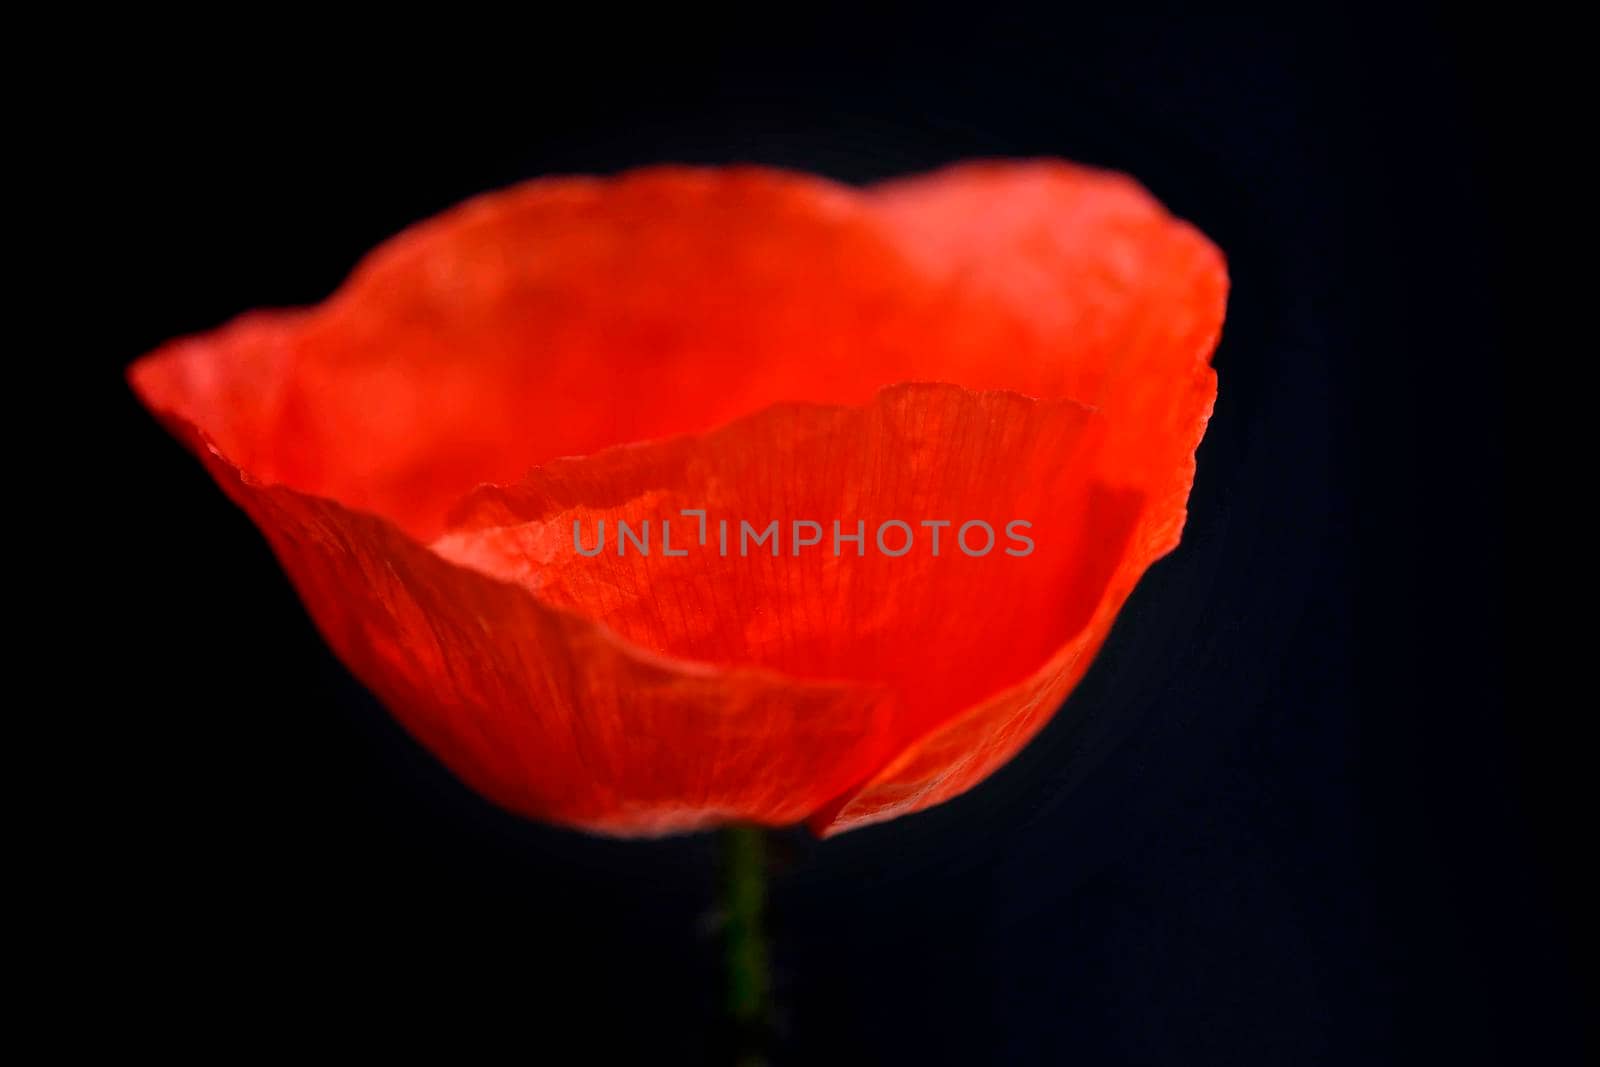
[{"left": 96, "top": 10, "right": 1568, "bottom": 1064}]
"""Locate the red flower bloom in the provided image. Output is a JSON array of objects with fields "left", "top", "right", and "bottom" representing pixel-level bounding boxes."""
[{"left": 129, "top": 162, "right": 1226, "bottom": 836}]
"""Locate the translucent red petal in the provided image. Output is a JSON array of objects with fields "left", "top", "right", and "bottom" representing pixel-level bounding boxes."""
[{"left": 129, "top": 161, "right": 1226, "bottom": 835}]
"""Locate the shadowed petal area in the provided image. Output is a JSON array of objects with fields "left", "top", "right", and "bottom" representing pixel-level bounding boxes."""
[{"left": 128, "top": 160, "right": 1227, "bottom": 835}]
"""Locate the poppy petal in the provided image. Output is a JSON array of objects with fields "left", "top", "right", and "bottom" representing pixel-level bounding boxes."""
[
  {"left": 807, "top": 164, "right": 1226, "bottom": 833},
  {"left": 130, "top": 401, "right": 900, "bottom": 834},
  {"left": 129, "top": 161, "right": 1226, "bottom": 835},
  {"left": 435, "top": 382, "right": 1140, "bottom": 770}
]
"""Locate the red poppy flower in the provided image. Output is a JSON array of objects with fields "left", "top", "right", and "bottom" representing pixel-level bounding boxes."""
[{"left": 129, "top": 161, "right": 1226, "bottom": 837}]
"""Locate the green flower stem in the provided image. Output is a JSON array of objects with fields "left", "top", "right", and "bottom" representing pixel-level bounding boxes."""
[{"left": 720, "top": 824, "right": 773, "bottom": 1059}]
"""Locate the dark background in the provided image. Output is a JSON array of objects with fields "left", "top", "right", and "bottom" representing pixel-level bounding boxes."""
[{"left": 99, "top": 10, "right": 1568, "bottom": 1064}]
